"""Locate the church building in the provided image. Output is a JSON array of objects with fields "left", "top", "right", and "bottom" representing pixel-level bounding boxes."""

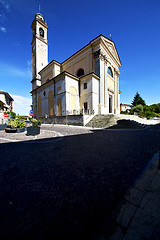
[{"left": 31, "top": 13, "right": 121, "bottom": 121}]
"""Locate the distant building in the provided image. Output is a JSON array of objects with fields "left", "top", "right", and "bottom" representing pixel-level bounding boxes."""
[
  {"left": 31, "top": 13, "right": 122, "bottom": 120},
  {"left": 0, "top": 91, "right": 14, "bottom": 124},
  {"left": 120, "top": 103, "right": 132, "bottom": 112}
]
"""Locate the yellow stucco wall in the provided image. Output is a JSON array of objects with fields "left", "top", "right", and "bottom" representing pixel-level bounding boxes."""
[
  {"left": 42, "top": 71, "right": 53, "bottom": 84},
  {"left": 58, "top": 98, "right": 62, "bottom": 115},
  {"left": 69, "top": 86, "right": 77, "bottom": 112},
  {"left": 62, "top": 46, "right": 92, "bottom": 77},
  {"left": 48, "top": 90, "right": 54, "bottom": 116},
  {"left": 107, "top": 74, "right": 115, "bottom": 91}
]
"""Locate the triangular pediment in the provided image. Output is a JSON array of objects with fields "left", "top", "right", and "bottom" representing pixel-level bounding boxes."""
[{"left": 101, "top": 36, "right": 121, "bottom": 66}]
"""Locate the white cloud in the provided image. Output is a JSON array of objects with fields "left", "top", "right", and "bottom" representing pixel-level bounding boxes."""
[
  {"left": 0, "top": 61, "right": 31, "bottom": 78},
  {"left": 0, "top": 26, "right": 6, "bottom": 33},
  {"left": 0, "top": 0, "right": 10, "bottom": 11},
  {"left": 11, "top": 95, "right": 32, "bottom": 115}
]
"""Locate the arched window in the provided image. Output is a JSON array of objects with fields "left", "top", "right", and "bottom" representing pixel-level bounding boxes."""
[
  {"left": 48, "top": 91, "right": 54, "bottom": 116},
  {"left": 77, "top": 68, "right": 84, "bottom": 77},
  {"left": 39, "top": 27, "right": 44, "bottom": 37},
  {"left": 38, "top": 96, "right": 42, "bottom": 116},
  {"left": 107, "top": 67, "right": 113, "bottom": 77}
]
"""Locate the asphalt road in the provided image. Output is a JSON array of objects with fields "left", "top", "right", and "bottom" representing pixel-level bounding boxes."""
[{"left": 0, "top": 124, "right": 160, "bottom": 240}]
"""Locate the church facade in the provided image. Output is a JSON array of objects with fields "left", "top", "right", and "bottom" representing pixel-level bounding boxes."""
[{"left": 31, "top": 13, "right": 121, "bottom": 119}]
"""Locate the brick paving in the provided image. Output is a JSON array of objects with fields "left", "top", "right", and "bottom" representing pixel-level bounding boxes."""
[{"left": 0, "top": 124, "right": 160, "bottom": 239}]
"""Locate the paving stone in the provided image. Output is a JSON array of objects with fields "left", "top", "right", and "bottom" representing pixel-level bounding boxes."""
[
  {"left": 149, "top": 173, "right": 160, "bottom": 191},
  {"left": 134, "top": 174, "right": 154, "bottom": 192},
  {"left": 124, "top": 187, "right": 144, "bottom": 207},
  {"left": 139, "top": 196, "right": 149, "bottom": 209},
  {"left": 151, "top": 223, "right": 160, "bottom": 240},
  {"left": 142, "top": 198, "right": 160, "bottom": 220},
  {"left": 130, "top": 208, "right": 159, "bottom": 239},
  {"left": 123, "top": 226, "right": 141, "bottom": 240},
  {"left": 0, "top": 124, "right": 160, "bottom": 239},
  {"left": 108, "top": 226, "right": 123, "bottom": 240},
  {"left": 116, "top": 200, "right": 137, "bottom": 228}
]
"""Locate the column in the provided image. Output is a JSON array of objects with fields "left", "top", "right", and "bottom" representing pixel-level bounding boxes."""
[{"left": 104, "top": 59, "right": 108, "bottom": 106}]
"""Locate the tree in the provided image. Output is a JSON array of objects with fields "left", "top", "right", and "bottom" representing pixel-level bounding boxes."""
[
  {"left": 6, "top": 111, "right": 16, "bottom": 119},
  {"left": 132, "top": 92, "right": 146, "bottom": 106}
]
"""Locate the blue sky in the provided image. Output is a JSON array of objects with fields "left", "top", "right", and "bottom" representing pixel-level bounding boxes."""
[{"left": 0, "top": 0, "right": 160, "bottom": 115}]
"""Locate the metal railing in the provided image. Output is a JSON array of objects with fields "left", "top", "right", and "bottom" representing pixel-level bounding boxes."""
[{"left": 65, "top": 109, "right": 94, "bottom": 115}]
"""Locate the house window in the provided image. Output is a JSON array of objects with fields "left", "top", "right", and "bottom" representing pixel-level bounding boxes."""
[
  {"left": 84, "top": 82, "right": 87, "bottom": 89},
  {"left": 107, "top": 67, "right": 113, "bottom": 77},
  {"left": 84, "top": 102, "right": 88, "bottom": 111}
]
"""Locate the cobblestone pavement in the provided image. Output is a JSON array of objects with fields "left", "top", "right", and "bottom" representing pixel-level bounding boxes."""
[
  {"left": 106, "top": 153, "right": 160, "bottom": 240},
  {"left": 0, "top": 127, "right": 64, "bottom": 143},
  {"left": 0, "top": 124, "right": 160, "bottom": 240}
]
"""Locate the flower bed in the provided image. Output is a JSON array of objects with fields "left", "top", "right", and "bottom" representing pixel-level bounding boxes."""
[{"left": 5, "top": 119, "right": 26, "bottom": 133}]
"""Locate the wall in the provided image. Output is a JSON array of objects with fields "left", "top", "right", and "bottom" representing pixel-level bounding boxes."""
[
  {"left": 33, "top": 73, "right": 80, "bottom": 117},
  {"left": 37, "top": 115, "right": 84, "bottom": 126},
  {"left": 65, "top": 75, "right": 79, "bottom": 114},
  {"left": 92, "top": 76, "right": 99, "bottom": 114},
  {"left": 41, "top": 62, "right": 61, "bottom": 84},
  {"left": 0, "top": 94, "right": 5, "bottom": 103},
  {"left": 62, "top": 46, "right": 93, "bottom": 76},
  {"left": 80, "top": 75, "right": 99, "bottom": 114},
  {"left": 80, "top": 76, "right": 92, "bottom": 111}
]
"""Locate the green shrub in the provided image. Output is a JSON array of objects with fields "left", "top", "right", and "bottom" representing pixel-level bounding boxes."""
[
  {"left": 155, "top": 113, "right": 160, "bottom": 118},
  {"left": 132, "top": 104, "right": 144, "bottom": 113},
  {"left": 7, "top": 111, "right": 16, "bottom": 119},
  {"left": 17, "top": 116, "right": 27, "bottom": 120},
  {"left": 31, "top": 118, "right": 42, "bottom": 127},
  {"left": 7, "top": 120, "right": 17, "bottom": 129}
]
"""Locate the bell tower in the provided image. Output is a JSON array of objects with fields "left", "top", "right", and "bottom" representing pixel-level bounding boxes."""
[{"left": 31, "top": 13, "right": 48, "bottom": 90}]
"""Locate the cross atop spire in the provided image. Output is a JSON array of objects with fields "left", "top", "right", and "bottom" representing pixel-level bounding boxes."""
[{"left": 39, "top": 4, "right": 41, "bottom": 13}]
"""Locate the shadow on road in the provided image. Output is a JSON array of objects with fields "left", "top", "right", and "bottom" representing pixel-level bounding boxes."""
[{"left": 0, "top": 125, "right": 160, "bottom": 240}]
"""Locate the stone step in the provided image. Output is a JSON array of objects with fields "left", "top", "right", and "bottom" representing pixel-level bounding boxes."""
[{"left": 86, "top": 115, "right": 147, "bottom": 129}]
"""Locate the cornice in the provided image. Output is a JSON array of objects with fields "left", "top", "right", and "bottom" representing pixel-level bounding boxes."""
[
  {"left": 108, "top": 87, "right": 114, "bottom": 94},
  {"left": 101, "top": 38, "right": 121, "bottom": 67},
  {"left": 39, "top": 60, "right": 61, "bottom": 74},
  {"left": 62, "top": 44, "right": 92, "bottom": 65},
  {"left": 31, "top": 71, "right": 79, "bottom": 94},
  {"left": 31, "top": 35, "right": 48, "bottom": 46},
  {"left": 31, "top": 18, "right": 48, "bottom": 29},
  {"left": 0, "top": 91, "right": 14, "bottom": 101},
  {"left": 79, "top": 72, "right": 100, "bottom": 81}
]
